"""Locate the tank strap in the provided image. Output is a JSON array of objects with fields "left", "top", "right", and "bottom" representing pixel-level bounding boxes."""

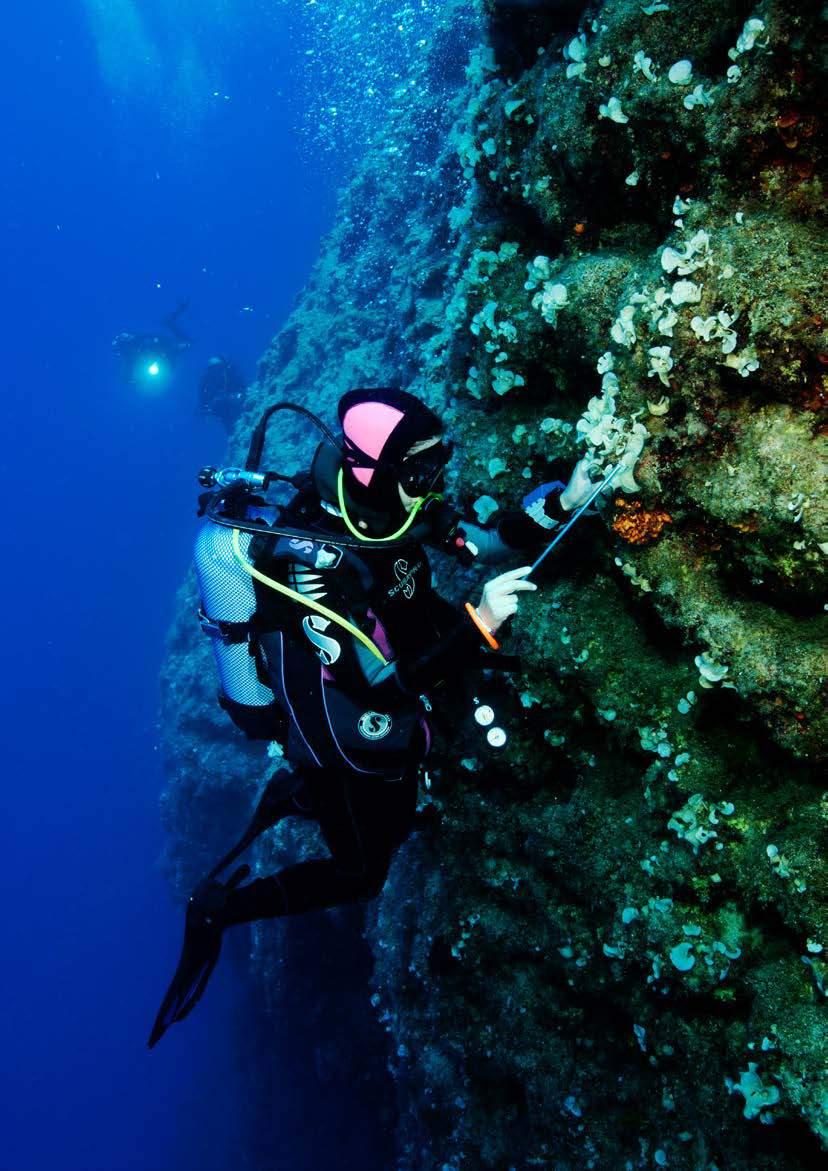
[
  {"left": 198, "top": 610, "right": 273, "bottom": 645},
  {"left": 198, "top": 610, "right": 274, "bottom": 688}
]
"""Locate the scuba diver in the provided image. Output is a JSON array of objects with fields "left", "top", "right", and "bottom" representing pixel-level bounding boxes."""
[
  {"left": 112, "top": 300, "right": 192, "bottom": 390},
  {"left": 148, "top": 387, "right": 607, "bottom": 1048},
  {"left": 198, "top": 354, "right": 246, "bottom": 429}
]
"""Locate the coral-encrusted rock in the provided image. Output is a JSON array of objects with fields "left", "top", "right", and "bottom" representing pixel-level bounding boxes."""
[
  {"left": 161, "top": 2, "right": 826, "bottom": 1168},
  {"left": 368, "top": 2, "right": 825, "bottom": 1167}
]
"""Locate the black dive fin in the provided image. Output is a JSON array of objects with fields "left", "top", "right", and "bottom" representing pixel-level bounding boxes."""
[{"left": 147, "top": 864, "right": 250, "bottom": 1050}]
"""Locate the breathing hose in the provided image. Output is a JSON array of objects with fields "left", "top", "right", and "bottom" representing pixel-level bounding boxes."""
[{"left": 231, "top": 528, "right": 389, "bottom": 667}]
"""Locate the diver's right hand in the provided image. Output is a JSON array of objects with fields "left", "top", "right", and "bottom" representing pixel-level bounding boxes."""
[{"left": 476, "top": 566, "right": 537, "bottom": 634}]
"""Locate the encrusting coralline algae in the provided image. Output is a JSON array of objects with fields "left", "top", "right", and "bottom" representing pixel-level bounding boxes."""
[{"left": 160, "top": 1, "right": 826, "bottom": 1168}]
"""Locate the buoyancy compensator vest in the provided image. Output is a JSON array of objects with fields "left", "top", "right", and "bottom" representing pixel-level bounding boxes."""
[{"left": 192, "top": 402, "right": 458, "bottom": 751}]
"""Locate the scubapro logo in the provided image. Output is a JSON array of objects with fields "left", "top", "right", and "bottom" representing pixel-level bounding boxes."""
[
  {"left": 390, "top": 558, "right": 419, "bottom": 599},
  {"left": 358, "top": 711, "right": 392, "bottom": 740}
]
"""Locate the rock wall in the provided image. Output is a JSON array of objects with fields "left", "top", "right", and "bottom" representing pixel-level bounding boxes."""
[{"left": 161, "top": 2, "right": 825, "bottom": 1168}]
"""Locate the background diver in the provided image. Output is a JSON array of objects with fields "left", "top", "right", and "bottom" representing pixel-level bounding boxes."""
[
  {"left": 149, "top": 386, "right": 605, "bottom": 1048},
  {"left": 198, "top": 354, "right": 247, "bottom": 429},
  {"left": 112, "top": 299, "right": 192, "bottom": 389}
]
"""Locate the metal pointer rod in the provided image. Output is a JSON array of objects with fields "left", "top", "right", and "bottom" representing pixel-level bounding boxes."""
[{"left": 528, "top": 463, "right": 623, "bottom": 577}]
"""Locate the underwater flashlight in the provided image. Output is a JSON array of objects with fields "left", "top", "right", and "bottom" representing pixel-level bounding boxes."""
[{"left": 134, "top": 353, "right": 170, "bottom": 393}]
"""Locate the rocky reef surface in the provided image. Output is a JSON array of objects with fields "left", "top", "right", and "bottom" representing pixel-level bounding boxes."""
[{"left": 160, "top": 2, "right": 826, "bottom": 1167}]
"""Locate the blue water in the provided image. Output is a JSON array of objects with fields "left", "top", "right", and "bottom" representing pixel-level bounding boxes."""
[{"left": 0, "top": 4, "right": 345, "bottom": 1167}]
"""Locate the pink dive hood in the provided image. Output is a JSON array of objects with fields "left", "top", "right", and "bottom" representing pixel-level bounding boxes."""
[{"left": 337, "top": 387, "right": 443, "bottom": 509}]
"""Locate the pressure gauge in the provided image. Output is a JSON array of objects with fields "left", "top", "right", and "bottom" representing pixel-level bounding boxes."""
[
  {"left": 487, "top": 727, "right": 507, "bottom": 749},
  {"left": 474, "top": 705, "right": 495, "bottom": 727}
]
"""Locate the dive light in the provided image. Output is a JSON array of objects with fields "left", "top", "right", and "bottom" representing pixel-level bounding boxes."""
[{"left": 136, "top": 354, "right": 169, "bottom": 389}]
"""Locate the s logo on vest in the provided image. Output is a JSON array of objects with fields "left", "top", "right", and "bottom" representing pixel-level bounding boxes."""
[
  {"left": 289, "top": 537, "right": 314, "bottom": 555},
  {"left": 302, "top": 614, "right": 341, "bottom": 665},
  {"left": 358, "top": 711, "right": 393, "bottom": 740}
]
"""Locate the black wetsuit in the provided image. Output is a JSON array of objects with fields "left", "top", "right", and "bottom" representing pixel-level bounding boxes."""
[
  {"left": 217, "top": 448, "right": 560, "bottom": 927},
  {"left": 146, "top": 449, "right": 572, "bottom": 1048},
  {"left": 221, "top": 759, "right": 421, "bottom": 924}
]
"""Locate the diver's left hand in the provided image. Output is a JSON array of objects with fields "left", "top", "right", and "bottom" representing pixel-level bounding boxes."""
[
  {"left": 521, "top": 477, "right": 566, "bottom": 532},
  {"left": 560, "top": 457, "right": 601, "bottom": 512}
]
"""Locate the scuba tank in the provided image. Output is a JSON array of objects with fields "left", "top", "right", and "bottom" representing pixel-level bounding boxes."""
[{"left": 194, "top": 500, "right": 278, "bottom": 710}]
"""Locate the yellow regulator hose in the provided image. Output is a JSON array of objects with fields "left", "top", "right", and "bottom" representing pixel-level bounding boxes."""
[
  {"left": 336, "top": 468, "right": 441, "bottom": 543},
  {"left": 231, "top": 528, "right": 390, "bottom": 667}
]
